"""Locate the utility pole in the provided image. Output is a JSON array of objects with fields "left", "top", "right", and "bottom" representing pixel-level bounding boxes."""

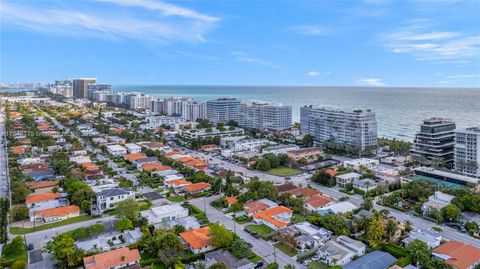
[{"left": 273, "top": 244, "right": 277, "bottom": 263}]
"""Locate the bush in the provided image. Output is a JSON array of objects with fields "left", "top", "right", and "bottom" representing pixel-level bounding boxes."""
[
  {"left": 11, "top": 205, "right": 29, "bottom": 221},
  {"left": 265, "top": 262, "right": 279, "bottom": 269},
  {"left": 61, "top": 224, "right": 104, "bottom": 240},
  {"left": 382, "top": 244, "right": 409, "bottom": 258},
  {"left": 395, "top": 256, "right": 413, "bottom": 267},
  {"left": 296, "top": 248, "right": 317, "bottom": 262}
]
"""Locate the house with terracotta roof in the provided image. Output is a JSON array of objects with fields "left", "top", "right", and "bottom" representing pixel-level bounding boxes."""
[
  {"left": 11, "top": 145, "right": 27, "bottom": 155},
  {"left": 164, "top": 151, "right": 183, "bottom": 157},
  {"left": 183, "top": 182, "right": 212, "bottom": 195},
  {"left": 25, "top": 192, "right": 62, "bottom": 209},
  {"left": 179, "top": 226, "right": 214, "bottom": 254},
  {"left": 140, "top": 162, "right": 171, "bottom": 172},
  {"left": 244, "top": 199, "right": 278, "bottom": 216},
  {"left": 26, "top": 180, "right": 59, "bottom": 194},
  {"left": 286, "top": 187, "right": 321, "bottom": 198},
  {"left": 33, "top": 205, "right": 81, "bottom": 223},
  {"left": 304, "top": 195, "right": 335, "bottom": 212},
  {"left": 254, "top": 206, "right": 293, "bottom": 230},
  {"left": 201, "top": 144, "right": 219, "bottom": 152},
  {"left": 325, "top": 169, "right": 338, "bottom": 177},
  {"left": 168, "top": 179, "right": 192, "bottom": 189},
  {"left": 83, "top": 247, "right": 141, "bottom": 269},
  {"left": 275, "top": 184, "right": 297, "bottom": 193},
  {"left": 123, "top": 153, "right": 147, "bottom": 163},
  {"left": 432, "top": 241, "right": 480, "bottom": 269},
  {"left": 139, "top": 141, "right": 170, "bottom": 152}
]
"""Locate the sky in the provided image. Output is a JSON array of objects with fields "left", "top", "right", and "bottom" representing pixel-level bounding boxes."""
[{"left": 1, "top": 0, "right": 480, "bottom": 87}]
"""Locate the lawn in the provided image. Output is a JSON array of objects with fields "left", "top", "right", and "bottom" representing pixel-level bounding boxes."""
[
  {"left": 292, "top": 213, "right": 306, "bottom": 224},
  {"left": 245, "top": 224, "right": 273, "bottom": 236},
  {"left": 268, "top": 167, "right": 302, "bottom": 176},
  {"left": 0, "top": 236, "right": 27, "bottom": 268},
  {"left": 10, "top": 215, "right": 94, "bottom": 234},
  {"left": 307, "top": 261, "right": 330, "bottom": 269},
  {"left": 235, "top": 215, "right": 252, "bottom": 224},
  {"left": 107, "top": 200, "right": 152, "bottom": 216},
  {"left": 274, "top": 243, "right": 298, "bottom": 257},
  {"left": 167, "top": 195, "right": 186, "bottom": 203}
]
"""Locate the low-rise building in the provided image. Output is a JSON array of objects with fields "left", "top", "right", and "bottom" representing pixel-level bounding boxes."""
[
  {"left": 253, "top": 206, "right": 293, "bottom": 230},
  {"left": 336, "top": 172, "right": 362, "bottom": 188},
  {"left": 352, "top": 178, "right": 377, "bottom": 192},
  {"left": 287, "top": 147, "right": 322, "bottom": 164},
  {"left": 182, "top": 182, "right": 212, "bottom": 195},
  {"left": 343, "top": 158, "right": 379, "bottom": 171},
  {"left": 262, "top": 144, "right": 300, "bottom": 155},
  {"left": 403, "top": 229, "right": 442, "bottom": 249},
  {"left": 106, "top": 144, "right": 127, "bottom": 156},
  {"left": 33, "top": 205, "right": 81, "bottom": 223},
  {"left": 94, "top": 188, "right": 135, "bottom": 214},
  {"left": 293, "top": 222, "right": 332, "bottom": 249},
  {"left": 141, "top": 204, "right": 189, "bottom": 225},
  {"left": 318, "top": 201, "right": 358, "bottom": 215},
  {"left": 304, "top": 195, "right": 335, "bottom": 212},
  {"left": 317, "top": 240, "right": 357, "bottom": 266},
  {"left": 106, "top": 135, "right": 126, "bottom": 145},
  {"left": 179, "top": 226, "right": 213, "bottom": 254},
  {"left": 343, "top": 250, "right": 397, "bottom": 269},
  {"left": 83, "top": 247, "right": 141, "bottom": 269},
  {"left": 205, "top": 249, "right": 255, "bottom": 269},
  {"left": 124, "top": 143, "right": 142, "bottom": 154},
  {"left": 432, "top": 241, "right": 480, "bottom": 269},
  {"left": 180, "top": 127, "right": 245, "bottom": 140},
  {"left": 422, "top": 191, "right": 454, "bottom": 213},
  {"left": 244, "top": 199, "right": 278, "bottom": 216},
  {"left": 25, "top": 192, "right": 62, "bottom": 209},
  {"left": 336, "top": 235, "right": 366, "bottom": 256}
]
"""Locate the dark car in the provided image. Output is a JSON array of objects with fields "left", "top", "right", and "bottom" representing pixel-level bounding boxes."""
[{"left": 254, "top": 262, "right": 264, "bottom": 268}]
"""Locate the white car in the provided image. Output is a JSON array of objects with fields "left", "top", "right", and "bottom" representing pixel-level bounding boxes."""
[{"left": 302, "top": 260, "right": 312, "bottom": 266}]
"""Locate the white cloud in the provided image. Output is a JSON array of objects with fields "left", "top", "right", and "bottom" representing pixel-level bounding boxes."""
[
  {"left": 446, "top": 74, "right": 480, "bottom": 79},
  {"left": 382, "top": 20, "right": 480, "bottom": 63},
  {"left": 291, "top": 26, "right": 329, "bottom": 36},
  {"left": 0, "top": 1, "right": 219, "bottom": 43},
  {"left": 231, "top": 51, "right": 282, "bottom": 70},
  {"left": 306, "top": 71, "right": 320, "bottom": 77},
  {"left": 357, "top": 78, "right": 386, "bottom": 86}
]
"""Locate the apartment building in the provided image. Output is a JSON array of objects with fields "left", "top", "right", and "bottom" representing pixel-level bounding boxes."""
[
  {"left": 411, "top": 117, "right": 456, "bottom": 166},
  {"left": 206, "top": 97, "right": 242, "bottom": 124},
  {"left": 300, "top": 106, "right": 377, "bottom": 153},
  {"left": 87, "top": 84, "right": 111, "bottom": 99},
  {"left": 73, "top": 78, "right": 96, "bottom": 99},
  {"left": 127, "top": 92, "right": 153, "bottom": 110},
  {"left": 181, "top": 100, "right": 207, "bottom": 121},
  {"left": 239, "top": 102, "right": 292, "bottom": 131},
  {"left": 94, "top": 188, "right": 135, "bottom": 214},
  {"left": 454, "top": 127, "right": 480, "bottom": 178}
]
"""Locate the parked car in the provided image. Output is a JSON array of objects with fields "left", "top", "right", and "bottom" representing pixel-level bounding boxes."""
[
  {"left": 312, "top": 255, "right": 321, "bottom": 261},
  {"left": 303, "top": 260, "right": 312, "bottom": 266}
]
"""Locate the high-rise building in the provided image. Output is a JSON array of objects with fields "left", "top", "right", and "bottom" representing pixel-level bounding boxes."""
[
  {"left": 87, "top": 84, "right": 112, "bottom": 99},
  {"left": 454, "top": 127, "right": 480, "bottom": 178},
  {"left": 411, "top": 117, "right": 456, "bottom": 166},
  {"left": 182, "top": 101, "right": 207, "bottom": 121},
  {"left": 73, "top": 78, "right": 96, "bottom": 99},
  {"left": 239, "top": 102, "right": 292, "bottom": 131},
  {"left": 300, "top": 106, "right": 377, "bottom": 153},
  {"left": 126, "top": 92, "right": 153, "bottom": 110},
  {"left": 206, "top": 98, "right": 241, "bottom": 124}
]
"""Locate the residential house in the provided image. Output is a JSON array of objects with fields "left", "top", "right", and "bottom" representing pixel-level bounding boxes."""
[
  {"left": 33, "top": 205, "right": 81, "bottom": 223},
  {"left": 403, "top": 229, "right": 442, "bottom": 249},
  {"left": 287, "top": 147, "right": 322, "bottom": 164},
  {"left": 317, "top": 240, "right": 357, "bottom": 266},
  {"left": 83, "top": 247, "right": 141, "bottom": 269},
  {"left": 141, "top": 204, "right": 189, "bottom": 225},
  {"left": 304, "top": 195, "right": 335, "bottom": 212},
  {"left": 422, "top": 191, "right": 455, "bottom": 214},
  {"left": 337, "top": 235, "right": 366, "bottom": 256},
  {"left": 123, "top": 153, "right": 147, "bottom": 163},
  {"left": 124, "top": 143, "right": 142, "bottom": 154},
  {"left": 94, "top": 188, "right": 135, "bottom": 214},
  {"left": 244, "top": 199, "right": 278, "bottom": 216},
  {"left": 179, "top": 227, "right": 214, "bottom": 254},
  {"left": 76, "top": 228, "right": 143, "bottom": 253},
  {"left": 343, "top": 158, "right": 380, "bottom": 171},
  {"left": 294, "top": 222, "right": 332, "bottom": 249},
  {"left": 106, "top": 145, "right": 127, "bottom": 156},
  {"left": 318, "top": 201, "right": 358, "bottom": 215},
  {"left": 25, "top": 192, "right": 62, "bottom": 209},
  {"left": 26, "top": 180, "right": 59, "bottom": 194},
  {"left": 432, "top": 241, "right": 480, "bottom": 269},
  {"left": 106, "top": 136, "right": 126, "bottom": 145},
  {"left": 336, "top": 172, "right": 362, "bottom": 188},
  {"left": 343, "top": 250, "right": 397, "bottom": 269},
  {"left": 182, "top": 182, "right": 212, "bottom": 195},
  {"left": 275, "top": 184, "right": 298, "bottom": 194},
  {"left": 253, "top": 206, "right": 293, "bottom": 230},
  {"left": 205, "top": 249, "right": 255, "bottom": 269},
  {"left": 286, "top": 187, "right": 321, "bottom": 199},
  {"left": 352, "top": 178, "right": 378, "bottom": 192}
]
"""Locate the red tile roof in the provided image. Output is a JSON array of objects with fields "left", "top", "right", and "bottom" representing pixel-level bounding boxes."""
[
  {"left": 123, "top": 153, "right": 147, "bottom": 162},
  {"left": 304, "top": 195, "right": 334, "bottom": 208},
  {"left": 184, "top": 182, "right": 211, "bottom": 193},
  {"left": 254, "top": 206, "right": 293, "bottom": 228},
  {"left": 325, "top": 169, "right": 338, "bottom": 177},
  {"left": 35, "top": 205, "right": 80, "bottom": 217},
  {"left": 179, "top": 227, "right": 211, "bottom": 249},
  {"left": 433, "top": 241, "right": 480, "bottom": 269},
  {"left": 25, "top": 193, "right": 61, "bottom": 204},
  {"left": 83, "top": 247, "right": 141, "bottom": 269},
  {"left": 165, "top": 151, "right": 183, "bottom": 157},
  {"left": 244, "top": 200, "right": 270, "bottom": 214},
  {"left": 286, "top": 187, "right": 321, "bottom": 198},
  {"left": 26, "top": 180, "right": 59, "bottom": 190}
]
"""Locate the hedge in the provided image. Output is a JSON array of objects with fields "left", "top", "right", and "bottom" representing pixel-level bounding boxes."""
[
  {"left": 381, "top": 244, "right": 409, "bottom": 258},
  {"left": 296, "top": 248, "right": 317, "bottom": 262}
]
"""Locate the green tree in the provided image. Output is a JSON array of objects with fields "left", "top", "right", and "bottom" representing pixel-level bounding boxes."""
[
  {"left": 307, "top": 213, "right": 350, "bottom": 236},
  {"left": 406, "top": 239, "right": 431, "bottom": 267},
  {"left": 301, "top": 134, "right": 314, "bottom": 147},
  {"left": 116, "top": 198, "right": 140, "bottom": 222},
  {"left": 209, "top": 223, "right": 233, "bottom": 248},
  {"left": 46, "top": 234, "right": 85, "bottom": 269},
  {"left": 230, "top": 239, "right": 251, "bottom": 258},
  {"left": 361, "top": 197, "right": 373, "bottom": 211},
  {"left": 11, "top": 181, "right": 30, "bottom": 203},
  {"left": 11, "top": 205, "right": 29, "bottom": 221},
  {"left": 115, "top": 217, "right": 134, "bottom": 231},
  {"left": 366, "top": 213, "right": 385, "bottom": 248},
  {"left": 441, "top": 204, "right": 461, "bottom": 222},
  {"left": 311, "top": 169, "right": 336, "bottom": 187},
  {"left": 256, "top": 158, "right": 271, "bottom": 171},
  {"left": 173, "top": 224, "right": 186, "bottom": 235},
  {"left": 209, "top": 263, "right": 229, "bottom": 269},
  {"left": 156, "top": 232, "right": 184, "bottom": 267}
]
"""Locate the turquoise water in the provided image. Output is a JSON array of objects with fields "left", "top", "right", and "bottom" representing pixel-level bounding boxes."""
[{"left": 113, "top": 85, "right": 480, "bottom": 141}]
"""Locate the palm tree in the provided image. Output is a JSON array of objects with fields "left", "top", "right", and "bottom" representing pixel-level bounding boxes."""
[{"left": 386, "top": 219, "right": 398, "bottom": 243}]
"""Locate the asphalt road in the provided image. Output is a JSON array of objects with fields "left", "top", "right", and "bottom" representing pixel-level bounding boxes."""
[
  {"left": 0, "top": 107, "right": 9, "bottom": 200},
  {"left": 190, "top": 195, "right": 305, "bottom": 269}
]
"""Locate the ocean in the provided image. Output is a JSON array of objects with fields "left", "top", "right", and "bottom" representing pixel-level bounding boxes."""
[{"left": 116, "top": 86, "right": 477, "bottom": 141}]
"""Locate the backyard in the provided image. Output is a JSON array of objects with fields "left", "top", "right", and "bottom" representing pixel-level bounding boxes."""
[
  {"left": 245, "top": 224, "right": 273, "bottom": 236},
  {"left": 307, "top": 261, "right": 330, "bottom": 269}
]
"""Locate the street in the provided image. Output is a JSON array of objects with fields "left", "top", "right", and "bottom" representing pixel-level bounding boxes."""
[
  {"left": 190, "top": 195, "right": 305, "bottom": 269},
  {"left": 0, "top": 107, "right": 9, "bottom": 200}
]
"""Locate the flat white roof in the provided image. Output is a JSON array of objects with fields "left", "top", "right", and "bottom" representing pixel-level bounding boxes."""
[{"left": 106, "top": 144, "right": 126, "bottom": 151}]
